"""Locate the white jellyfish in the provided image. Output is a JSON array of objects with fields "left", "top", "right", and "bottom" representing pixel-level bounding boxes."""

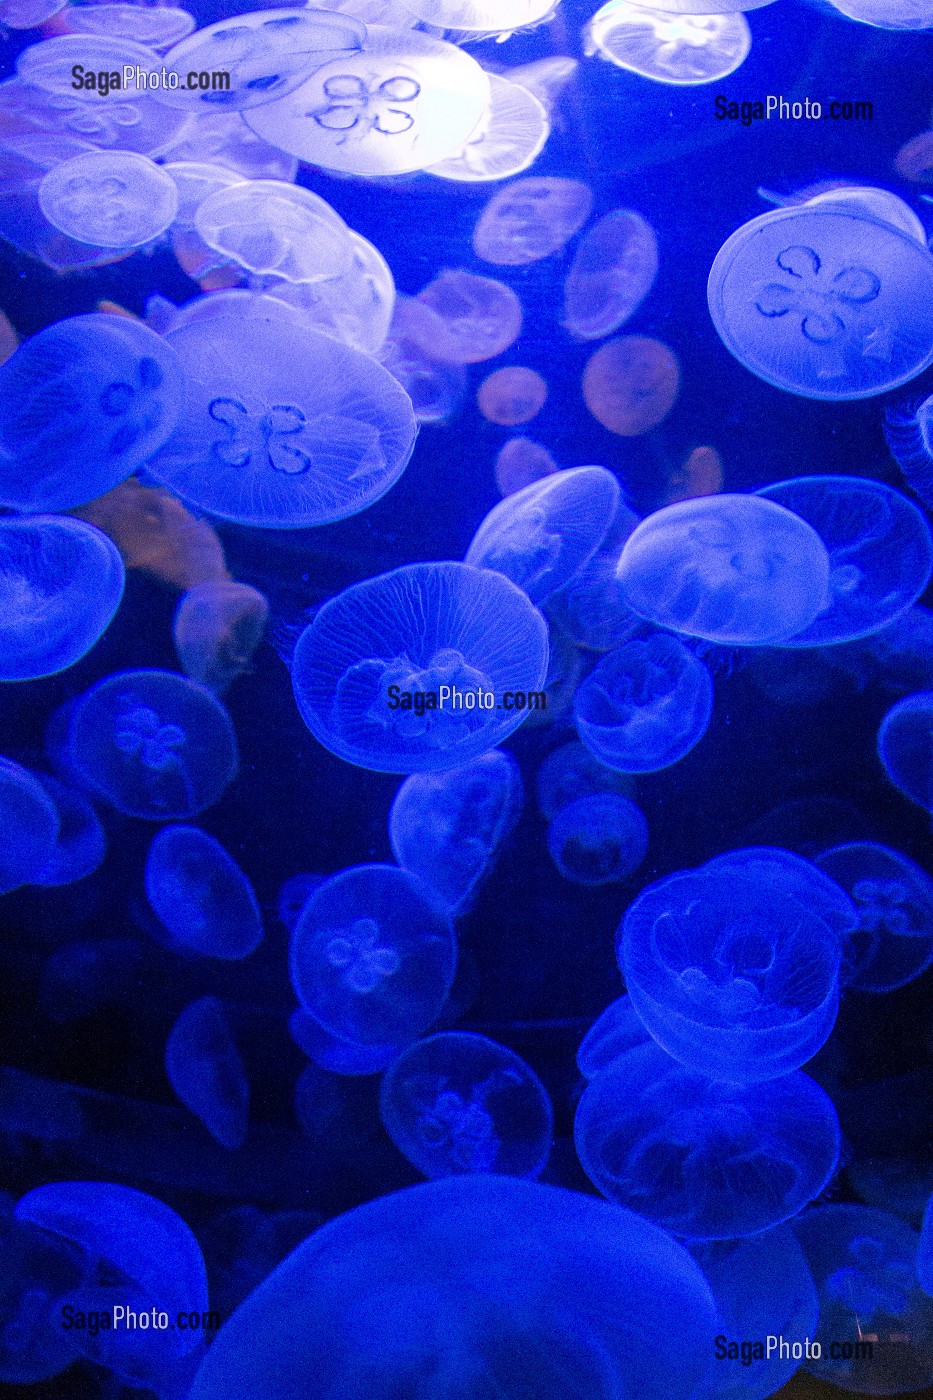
[
  {"left": 504, "top": 57, "right": 579, "bottom": 113},
  {"left": 562, "top": 209, "right": 659, "bottom": 340},
  {"left": 393, "top": 0, "right": 557, "bottom": 30},
  {"left": 39, "top": 151, "right": 179, "bottom": 249},
  {"left": 17, "top": 35, "right": 160, "bottom": 96},
  {"left": 427, "top": 74, "right": 550, "bottom": 183},
  {"left": 194, "top": 179, "right": 354, "bottom": 283},
  {"left": 163, "top": 163, "right": 246, "bottom": 229},
  {"left": 156, "top": 111, "right": 298, "bottom": 183},
  {"left": 585, "top": 0, "right": 752, "bottom": 85}
]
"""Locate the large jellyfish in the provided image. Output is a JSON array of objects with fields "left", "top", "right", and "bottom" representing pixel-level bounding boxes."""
[
  {"left": 290, "top": 561, "right": 549, "bottom": 774},
  {"left": 473, "top": 176, "right": 594, "bottom": 266},
  {"left": 0, "top": 757, "right": 60, "bottom": 894},
  {"left": 173, "top": 580, "right": 269, "bottom": 695},
  {"left": 547, "top": 792, "right": 648, "bottom": 885},
  {"left": 585, "top": 0, "right": 751, "bottom": 84},
  {"left": 378, "top": 295, "right": 467, "bottom": 424},
  {"left": 145, "top": 825, "right": 263, "bottom": 959},
  {"left": 427, "top": 74, "right": 550, "bottom": 184},
  {"left": 416, "top": 269, "right": 523, "bottom": 365},
  {"left": 165, "top": 996, "right": 249, "bottom": 1149},
  {"left": 478, "top": 366, "right": 548, "bottom": 426},
  {"left": 582, "top": 335, "right": 680, "bottom": 435},
  {"left": 562, "top": 210, "right": 659, "bottom": 340},
  {"left": 38, "top": 151, "right": 178, "bottom": 248},
  {"left": 703, "top": 846, "right": 858, "bottom": 941},
  {"left": 816, "top": 842, "right": 933, "bottom": 992},
  {"left": 536, "top": 739, "right": 634, "bottom": 821},
  {"left": 194, "top": 180, "right": 353, "bottom": 284},
  {"left": 494, "top": 436, "right": 559, "bottom": 495},
  {"left": 877, "top": 691, "right": 933, "bottom": 811}
]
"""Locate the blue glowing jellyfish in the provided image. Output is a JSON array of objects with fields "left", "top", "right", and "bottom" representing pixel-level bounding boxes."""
[
  {"left": 536, "top": 739, "right": 634, "bottom": 820},
  {"left": 0, "top": 1213, "right": 83, "bottom": 1384},
  {"left": 0, "top": 314, "right": 185, "bottom": 513},
  {"left": 189, "top": 1175, "right": 719, "bottom": 1400},
  {"left": 145, "top": 825, "right": 263, "bottom": 959},
  {"left": 193, "top": 179, "right": 353, "bottom": 284},
  {"left": 547, "top": 792, "right": 648, "bottom": 886},
  {"left": 389, "top": 750, "right": 523, "bottom": 913},
  {"left": 793, "top": 1204, "right": 933, "bottom": 1394},
  {"left": 703, "top": 846, "right": 858, "bottom": 940},
  {"left": 619, "top": 868, "right": 842, "bottom": 1082},
  {"left": 562, "top": 209, "right": 660, "bottom": 341},
  {"left": 39, "top": 150, "right": 179, "bottom": 249},
  {"left": 878, "top": 692, "right": 933, "bottom": 811},
  {"left": 616, "top": 495, "right": 831, "bottom": 644},
  {"left": 290, "top": 864, "right": 457, "bottom": 1046},
  {"left": 886, "top": 394, "right": 933, "bottom": 510},
  {"left": 165, "top": 996, "right": 249, "bottom": 1150},
  {"left": 574, "top": 634, "right": 714, "bottom": 773},
  {"left": 861, "top": 605, "right": 933, "bottom": 696},
  {"left": 0, "top": 758, "right": 60, "bottom": 895},
  {"left": 289, "top": 1007, "right": 401, "bottom": 1075},
  {"left": 30, "top": 775, "right": 106, "bottom": 888},
  {"left": 291, "top": 562, "right": 549, "bottom": 774},
  {"left": 64, "top": 5, "right": 196, "bottom": 48},
  {"left": 40, "top": 937, "right": 143, "bottom": 1024},
  {"left": 394, "top": 0, "right": 555, "bottom": 26},
  {"left": 586, "top": 2, "right": 751, "bottom": 86},
  {"left": 815, "top": 842, "right": 933, "bottom": 992},
  {"left": 66, "top": 669, "right": 239, "bottom": 820},
  {"left": 920, "top": 1194, "right": 933, "bottom": 1294},
  {"left": 278, "top": 874, "right": 325, "bottom": 933},
  {"left": 427, "top": 74, "right": 550, "bottom": 184},
  {"left": 473, "top": 176, "right": 594, "bottom": 266},
  {"left": 545, "top": 503, "right": 642, "bottom": 652},
  {"left": 575, "top": 1041, "right": 840, "bottom": 1239},
  {"left": 378, "top": 295, "right": 468, "bottom": 425},
  {"left": 576, "top": 995, "right": 651, "bottom": 1080},
  {"left": 0, "top": 516, "right": 124, "bottom": 682}
]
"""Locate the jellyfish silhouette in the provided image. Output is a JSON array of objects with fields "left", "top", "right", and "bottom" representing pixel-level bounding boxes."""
[
  {"left": 173, "top": 581, "right": 269, "bottom": 695},
  {"left": 0, "top": 0, "right": 65, "bottom": 27},
  {"left": 40, "top": 937, "right": 143, "bottom": 1024},
  {"left": 546, "top": 502, "right": 641, "bottom": 652},
  {"left": 194, "top": 180, "right": 353, "bottom": 284},
  {"left": 662, "top": 445, "right": 724, "bottom": 506},
  {"left": 577, "top": 995, "right": 652, "bottom": 1079},
  {"left": 816, "top": 842, "right": 933, "bottom": 992},
  {"left": 427, "top": 75, "right": 550, "bottom": 184},
  {"left": 30, "top": 775, "right": 106, "bottom": 888},
  {"left": 165, "top": 996, "right": 249, "bottom": 1149},
  {"left": 494, "top": 436, "right": 559, "bottom": 496},
  {"left": 145, "top": 825, "right": 263, "bottom": 959},
  {"left": 885, "top": 392, "right": 933, "bottom": 513},
  {"left": 563, "top": 210, "right": 659, "bottom": 340},
  {"left": 537, "top": 739, "right": 634, "bottom": 821},
  {"left": 583, "top": 336, "right": 680, "bottom": 435},
  {"left": 416, "top": 270, "right": 523, "bottom": 364},
  {"left": 478, "top": 367, "right": 548, "bottom": 426},
  {"left": 548, "top": 792, "right": 648, "bottom": 886},
  {"left": 291, "top": 562, "right": 549, "bottom": 773},
  {"left": 586, "top": 1, "right": 752, "bottom": 85},
  {"left": 473, "top": 177, "right": 594, "bottom": 267},
  {"left": 39, "top": 151, "right": 179, "bottom": 249},
  {"left": 0, "top": 757, "right": 60, "bottom": 895},
  {"left": 878, "top": 691, "right": 933, "bottom": 811}
]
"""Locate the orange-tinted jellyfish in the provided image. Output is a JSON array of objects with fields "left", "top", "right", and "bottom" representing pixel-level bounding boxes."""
[
  {"left": 582, "top": 335, "right": 680, "bottom": 436},
  {"left": 174, "top": 580, "right": 270, "bottom": 695},
  {"left": 72, "top": 479, "right": 230, "bottom": 591},
  {"left": 895, "top": 131, "right": 933, "bottom": 183},
  {"left": 662, "top": 445, "right": 724, "bottom": 505},
  {"left": 477, "top": 366, "right": 548, "bottom": 426},
  {"left": 0, "top": 305, "right": 18, "bottom": 367},
  {"left": 494, "top": 436, "right": 559, "bottom": 496}
]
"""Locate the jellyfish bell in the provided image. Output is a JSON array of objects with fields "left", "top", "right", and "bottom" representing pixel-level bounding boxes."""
[
  {"left": 394, "top": 0, "right": 556, "bottom": 28},
  {"left": 494, "top": 435, "right": 558, "bottom": 495},
  {"left": 61, "top": 5, "right": 196, "bottom": 49},
  {"left": 163, "top": 162, "right": 246, "bottom": 229},
  {"left": 547, "top": 792, "right": 649, "bottom": 886},
  {"left": 801, "top": 185, "right": 927, "bottom": 244},
  {"left": 39, "top": 150, "right": 179, "bottom": 248},
  {"left": 816, "top": 842, "right": 933, "bottom": 993},
  {"left": 826, "top": 0, "right": 933, "bottom": 27},
  {"left": 416, "top": 269, "right": 523, "bottom": 364},
  {"left": 0, "top": 757, "right": 60, "bottom": 894},
  {"left": 582, "top": 336, "right": 680, "bottom": 436},
  {"left": 145, "top": 824, "right": 263, "bottom": 958},
  {"left": 473, "top": 175, "right": 593, "bottom": 266},
  {"left": 16, "top": 34, "right": 160, "bottom": 96},
  {"left": 166, "top": 996, "right": 249, "bottom": 1149},
  {"left": 173, "top": 580, "right": 269, "bottom": 694},
  {"left": 427, "top": 73, "right": 550, "bottom": 184},
  {"left": 585, "top": 0, "right": 752, "bottom": 86},
  {"left": 878, "top": 691, "right": 933, "bottom": 811},
  {"left": 562, "top": 209, "right": 659, "bottom": 341},
  {"left": 156, "top": 109, "right": 298, "bottom": 182},
  {"left": 194, "top": 179, "right": 354, "bottom": 284},
  {"left": 478, "top": 366, "right": 548, "bottom": 426}
]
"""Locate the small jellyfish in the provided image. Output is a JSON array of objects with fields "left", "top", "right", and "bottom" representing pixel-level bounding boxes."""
[
  {"left": 427, "top": 74, "right": 550, "bottom": 184},
  {"left": 290, "top": 864, "right": 457, "bottom": 1046},
  {"left": 145, "top": 824, "right": 263, "bottom": 959},
  {"left": 394, "top": 0, "right": 555, "bottom": 26},
  {"left": 194, "top": 180, "right": 353, "bottom": 284},
  {"left": 61, "top": 5, "right": 196, "bottom": 49},
  {"left": 582, "top": 335, "right": 680, "bottom": 435},
  {"left": 494, "top": 436, "right": 558, "bottom": 496},
  {"left": 575, "top": 1041, "right": 840, "bottom": 1239},
  {"left": 40, "top": 938, "right": 143, "bottom": 1024},
  {"left": 30, "top": 775, "right": 106, "bottom": 888},
  {"left": 574, "top": 634, "right": 714, "bottom": 773},
  {"left": 379, "top": 295, "right": 467, "bottom": 424},
  {"left": 704, "top": 846, "right": 858, "bottom": 941},
  {"left": 39, "top": 150, "right": 179, "bottom": 248},
  {"left": 548, "top": 793, "right": 648, "bottom": 886},
  {"left": 616, "top": 495, "right": 831, "bottom": 645},
  {"left": 478, "top": 366, "right": 548, "bottom": 426},
  {"left": 416, "top": 269, "right": 523, "bottom": 365},
  {"left": 380, "top": 1031, "right": 552, "bottom": 1179},
  {"left": 576, "top": 995, "right": 651, "bottom": 1079},
  {"left": 563, "top": 210, "right": 659, "bottom": 341},
  {"left": 66, "top": 668, "right": 239, "bottom": 820},
  {"left": 290, "top": 561, "right": 549, "bottom": 774},
  {"left": 0, "top": 71, "right": 187, "bottom": 164},
  {"left": 662, "top": 444, "right": 724, "bottom": 505},
  {"left": 473, "top": 176, "right": 594, "bottom": 266},
  {"left": 536, "top": 739, "right": 634, "bottom": 821},
  {"left": 585, "top": 1, "right": 751, "bottom": 85},
  {"left": 0, "top": 758, "right": 60, "bottom": 895},
  {"left": 173, "top": 581, "right": 269, "bottom": 695},
  {"left": 816, "top": 842, "right": 933, "bottom": 992},
  {"left": 165, "top": 996, "right": 249, "bottom": 1150},
  {"left": 73, "top": 478, "right": 231, "bottom": 592},
  {"left": 877, "top": 691, "right": 933, "bottom": 811},
  {"left": 289, "top": 1006, "right": 401, "bottom": 1075}
]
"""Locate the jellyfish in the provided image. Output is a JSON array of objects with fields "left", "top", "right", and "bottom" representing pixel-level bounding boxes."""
[
  {"left": 574, "top": 634, "right": 714, "bottom": 773},
  {"left": 576, "top": 995, "right": 651, "bottom": 1079},
  {"left": 877, "top": 691, "right": 933, "bottom": 811},
  {"left": 494, "top": 436, "right": 559, "bottom": 495},
  {"left": 194, "top": 180, "right": 354, "bottom": 284},
  {"left": 616, "top": 495, "right": 832, "bottom": 645},
  {"left": 389, "top": 750, "right": 523, "bottom": 913},
  {"left": 40, "top": 938, "right": 144, "bottom": 1024},
  {"left": 427, "top": 74, "right": 550, "bottom": 184},
  {"left": 575, "top": 1041, "right": 840, "bottom": 1239},
  {"left": 582, "top": 335, "right": 680, "bottom": 435},
  {"left": 289, "top": 1007, "right": 401, "bottom": 1075},
  {"left": 0, "top": 70, "right": 187, "bottom": 164},
  {"left": 61, "top": 5, "right": 197, "bottom": 49},
  {"left": 173, "top": 581, "right": 269, "bottom": 695},
  {"left": 525, "top": 624, "right": 584, "bottom": 728},
  {"left": 0, "top": 313, "right": 185, "bottom": 513},
  {"left": 165, "top": 996, "right": 249, "bottom": 1150},
  {"left": 478, "top": 366, "right": 548, "bottom": 426},
  {"left": 473, "top": 176, "right": 594, "bottom": 266},
  {"left": 66, "top": 669, "right": 239, "bottom": 820},
  {"left": 73, "top": 478, "right": 231, "bottom": 592},
  {"left": 662, "top": 445, "right": 724, "bottom": 505},
  {"left": 895, "top": 131, "right": 933, "bottom": 183},
  {"left": 562, "top": 210, "right": 659, "bottom": 341},
  {"left": 202, "top": 1204, "right": 323, "bottom": 1322},
  {"left": 290, "top": 561, "right": 549, "bottom": 774},
  {"left": 703, "top": 847, "right": 858, "bottom": 941},
  {"left": 815, "top": 842, "right": 933, "bottom": 993},
  {"left": 261, "top": 231, "right": 397, "bottom": 356},
  {"left": 618, "top": 868, "right": 842, "bottom": 1082},
  {"left": 145, "top": 825, "right": 263, "bottom": 959},
  {"left": 0, "top": 1210, "right": 85, "bottom": 1384},
  {"left": 793, "top": 1204, "right": 933, "bottom": 1394},
  {"left": 164, "top": 161, "right": 245, "bottom": 231},
  {"left": 885, "top": 393, "right": 933, "bottom": 511},
  {"left": 416, "top": 270, "right": 523, "bottom": 365},
  {"left": 379, "top": 295, "right": 467, "bottom": 424},
  {"left": 30, "top": 775, "right": 106, "bottom": 888},
  {"left": 536, "top": 739, "right": 635, "bottom": 820},
  {"left": 278, "top": 874, "right": 325, "bottom": 933},
  {"left": 17, "top": 34, "right": 159, "bottom": 96},
  {"left": 585, "top": 1, "right": 751, "bottom": 85},
  {"left": 465, "top": 466, "right": 621, "bottom": 604},
  {"left": 506, "top": 56, "right": 580, "bottom": 112},
  {"left": 921, "top": 1195, "right": 933, "bottom": 1293},
  {"left": 244, "top": 26, "right": 492, "bottom": 177},
  {"left": 0, "top": 516, "right": 124, "bottom": 682},
  {"left": 0, "top": 757, "right": 60, "bottom": 895},
  {"left": 545, "top": 503, "right": 641, "bottom": 651},
  {"left": 290, "top": 864, "right": 457, "bottom": 1046},
  {"left": 827, "top": 0, "right": 933, "bottom": 26},
  {"left": 394, "top": 0, "right": 555, "bottom": 26},
  {"left": 548, "top": 793, "right": 648, "bottom": 886},
  {"left": 156, "top": 109, "right": 298, "bottom": 182},
  {"left": 0, "top": 0, "right": 65, "bottom": 28}
]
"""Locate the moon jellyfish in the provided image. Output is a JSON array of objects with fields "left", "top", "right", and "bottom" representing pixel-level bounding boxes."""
[
  {"left": 40, "top": 937, "right": 143, "bottom": 1023},
  {"left": 575, "top": 1041, "right": 840, "bottom": 1239},
  {"left": 380, "top": 1032, "right": 552, "bottom": 1180},
  {"left": 173, "top": 580, "right": 269, "bottom": 695},
  {"left": 827, "top": 0, "right": 933, "bottom": 26},
  {"left": 895, "top": 131, "right": 933, "bottom": 184},
  {"left": 146, "top": 315, "right": 416, "bottom": 529},
  {"left": 66, "top": 669, "right": 239, "bottom": 820},
  {"left": 0, "top": 0, "right": 65, "bottom": 28},
  {"left": 548, "top": 793, "right": 648, "bottom": 886},
  {"left": 546, "top": 502, "right": 641, "bottom": 651},
  {"left": 0, "top": 313, "right": 184, "bottom": 513},
  {"left": 563, "top": 210, "right": 659, "bottom": 340},
  {"left": 583, "top": 335, "right": 680, "bottom": 435},
  {"left": 577, "top": 996, "right": 651, "bottom": 1079},
  {"left": 494, "top": 435, "right": 558, "bottom": 495},
  {"left": 194, "top": 180, "right": 353, "bottom": 284},
  {"left": 290, "top": 1006, "right": 401, "bottom": 1075},
  {"left": 74, "top": 477, "right": 229, "bottom": 591},
  {"left": 816, "top": 843, "right": 933, "bottom": 993},
  {"left": 877, "top": 692, "right": 933, "bottom": 811},
  {"left": 379, "top": 295, "right": 467, "bottom": 424},
  {"left": 62, "top": 5, "right": 196, "bottom": 49},
  {"left": 0, "top": 73, "right": 187, "bottom": 165},
  {"left": 465, "top": 466, "right": 620, "bottom": 604},
  {"left": 507, "top": 56, "right": 580, "bottom": 111},
  {"left": 921, "top": 1195, "right": 933, "bottom": 1293},
  {"left": 290, "top": 864, "right": 457, "bottom": 1045},
  {"left": 585, "top": 0, "right": 751, "bottom": 85},
  {"left": 427, "top": 74, "right": 550, "bottom": 183},
  {"left": 478, "top": 366, "right": 548, "bottom": 426},
  {"left": 291, "top": 562, "right": 549, "bottom": 774},
  {"left": 536, "top": 739, "right": 634, "bottom": 821},
  {"left": 394, "top": 0, "right": 555, "bottom": 26},
  {"left": 31, "top": 776, "right": 106, "bottom": 888},
  {"left": 164, "top": 162, "right": 246, "bottom": 231},
  {"left": 263, "top": 231, "right": 396, "bottom": 355},
  {"left": 417, "top": 269, "right": 523, "bottom": 365},
  {"left": 157, "top": 109, "right": 298, "bottom": 182},
  {"left": 704, "top": 846, "right": 858, "bottom": 941},
  {"left": 245, "top": 27, "right": 491, "bottom": 177},
  {"left": 574, "top": 634, "right": 714, "bottom": 773},
  {"left": 145, "top": 824, "right": 262, "bottom": 959},
  {"left": 189, "top": 1174, "right": 719, "bottom": 1400},
  {"left": 616, "top": 495, "right": 831, "bottom": 645},
  {"left": 473, "top": 176, "right": 593, "bottom": 266},
  {"left": 0, "top": 757, "right": 59, "bottom": 895},
  {"left": 619, "top": 868, "right": 842, "bottom": 1082},
  {"left": 390, "top": 750, "right": 522, "bottom": 914},
  {"left": 0, "top": 516, "right": 124, "bottom": 681},
  {"left": 165, "top": 996, "right": 249, "bottom": 1149},
  {"left": 663, "top": 444, "right": 724, "bottom": 505},
  {"left": 794, "top": 1205, "right": 933, "bottom": 1394}
]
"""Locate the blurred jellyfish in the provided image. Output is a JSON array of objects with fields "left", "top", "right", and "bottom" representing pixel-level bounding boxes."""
[
  {"left": 506, "top": 56, "right": 579, "bottom": 113},
  {"left": 17, "top": 34, "right": 159, "bottom": 95},
  {"left": 0, "top": 516, "right": 124, "bottom": 681},
  {"left": 545, "top": 501, "right": 641, "bottom": 651},
  {"left": 574, "top": 634, "right": 714, "bottom": 773},
  {"left": 202, "top": 1204, "right": 323, "bottom": 1322},
  {"left": 921, "top": 1195, "right": 933, "bottom": 1293},
  {"left": 878, "top": 692, "right": 933, "bottom": 811},
  {"left": 826, "top": 0, "right": 933, "bottom": 26},
  {"left": 576, "top": 995, "right": 651, "bottom": 1079},
  {"left": 379, "top": 295, "right": 467, "bottom": 424},
  {"left": 290, "top": 864, "right": 457, "bottom": 1046},
  {"left": 0, "top": 1211, "right": 84, "bottom": 1384},
  {"left": 194, "top": 180, "right": 353, "bottom": 284},
  {"left": 61, "top": 5, "right": 196, "bottom": 48},
  {"left": 66, "top": 669, "right": 239, "bottom": 820},
  {"left": 562, "top": 210, "right": 659, "bottom": 340},
  {"left": 278, "top": 874, "right": 325, "bottom": 933},
  {"left": 494, "top": 436, "right": 558, "bottom": 495},
  {"left": 582, "top": 335, "right": 680, "bottom": 435},
  {"left": 703, "top": 846, "right": 858, "bottom": 941},
  {"left": 536, "top": 739, "right": 634, "bottom": 820},
  {"left": 575, "top": 1041, "right": 840, "bottom": 1239},
  {"left": 547, "top": 792, "right": 648, "bottom": 886},
  {"left": 473, "top": 176, "right": 593, "bottom": 266},
  {"left": 173, "top": 581, "right": 269, "bottom": 695},
  {"left": 616, "top": 495, "right": 831, "bottom": 645},
  {"left": 416, "top": 269, "right": 523, "bottom": 364},
  {"left": 816, "top": 843, "right": 933, "bottom": 992},
  {"left": 885, "top": 393, "right": 933, "bottom": 510},
  {"left": 262, "top": 231, "right": 396, "bottom": 356},
  {"left": 427, "top": 74, "right": 550, "bottom": 183},
  {"left": 165, "top": 996, "right": 249, "bottom": 1150},
  {"left": 289, "top": 1006, "right": 401, "bottom": 1075},
  {"left": 0, "top": 757, "right": 60, "bottom": 895},
  {"left": 478, "top": 366, "right": 548, "bottom": 426},
  {"left": 31, "top": 776, "right": 106, "bottom": 888},
  {"left": 290, "top": 561, "right": 549, "bottom": 774},
  {"left": 164, "top": 162, "right": 245, "bottom": 230},
  {"left": 895, "top": 131, "right": 933, "bottom": 183},
  {"left": 524, "top": 623, "right": 583, "bottom": 728},
  {"left": 380, "top": 1032, "right": 552, "bottom": 1179},
  {"left": 585, "top": 1, "right": 751, "bottom": 84},
  {"left": 156, "top": 109, "right": 298, "bottom": 182},
  {"left": 662, "top": 444, "right": 724, "bottom": 505},
  {"left": 73, "top": 478, "right": 231, "bottom": 592},
  {"left": 394, "top": 0, "right": 555, "bottom": 26},
  {"left": 0, "top": 0, "right": 65, "bottom": 27},
  {"left": 0, "top": 73, "right": 187, "bottom": 165},
  {"left": 145, "top": 825, "right": 263, "bottom": 959}
]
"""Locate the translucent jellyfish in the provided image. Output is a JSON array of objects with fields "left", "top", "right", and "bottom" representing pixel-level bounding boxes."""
[
  {"left": 585, "top": 1, "right": 751, "bottom": 84},
  {"left": 0, "top": 72, "right": 187, "bottom": 165},
  {"left": 0, "top": 313, "right": 185, "bottom": 513},
  {"left": 157, "top": 109, "right": 297, "bottom": 182},
  {"left": 165, "top": 996, "right": 249, "bottom": 1149},
  {"left": 505, "top": 56, "right": 580, "bottom": 112},
  {"left": 0, "top": 0, "right": 65, "bottom": 28},
  {"left": 524, "top": 624, "right": 583, "bottom": 728},
  {"left": 74, "top": 478, "right": 230, "bottom": 591},
  {"left": 30, "top": 775, "right": 106, "bottom": 888},
  {"left": 61, "top": 6, "right": 196, "bottom": 49},
  {"left": 536, "top": 739, "right": 634, "bottom": 820},
  {"left": 616, "top": 495, "right": 831, "bottom": 645},
  {"left": 66, "top": 669, "right": 239, "bottom": 820},
  {"left": 0, "top": 757, "right": 59, "bottom": 895},
  {"left": 704, "top": 846, "right": 858, "bottom": 941},
  {"left": 877, "top": 692, "right": 933, "bottom": 811},
  {"left": 40, "top": 937, "right": 143, "bottom": 1023},
  {"left": 289, "top": 1006, "right": 401, "bottom": 1075},
  {"left": 921, "top": 1195, "right": 933, "bottom": 1293},
  {"left": 145, "top": 824, "right": 263, "bottom": 959},
  {"left": 189, "top": 1174, "right": 719, "bottom": 1400},
  {"left": 662, "top": 444, "right": 724, "bottom": 505},
  {"left": 473, "top": 176, "right": 594, "bottom": 266},
  {"left": 827, "top": 0, "right": 933, "bottom": 25},
  {"left": 262, "top": 231, "right": 396, "bottom": 356},
  {"left": 194, "top": 180, "right": 353, "bottom": 284},
  {"left": 17, "top": 35, "right": 159, "bottom": 96},
  {"left": 416, "top": 269, "right": 523, "bottom": 365},
  {"left": 618, "top": 869, "right": 842, "bottom": 1082},
  {"left": 494, "top": 435, "right": 558, "bottom": 495},
  {"left": 290, "top": 864, "right": 457, "bottom": 1046},
  {"left": 465, "top": 466, "right": 620, "bottom": 604},
  {"left": 478, "top": 366, "right": 547, "bottom": 426},
  {"left": 793, "top": 1205, "right": 933, "bottom": 1394},
  {"left": 291, "top": 561, "right": 549, "bottom": 774},
  {"left": 563, "top": 210, "right": 659, "bottom": 341},
  {"left": 245, "top": 27, "right": 491, "bottom": 177},
  {"left": 163, "top": 162, "right": 244, "bottom": 229},
  {"left": 548, "top": 793, "right": 648, "bottom": 886},
  {"left": 577, "top": 995, "right": 651, "bottom": 1079},
  {"left": 394, "top": 0, "right": 555, "bottom": 26},
  {"left": 895, "top": 131, "right": 933, "bottom": 183},
  {"left": 816, "top": 842, "right": 933, "bottom": 993},
  {"left": 574, "top": 634, "right": 714, "bottom": 773},
  {"left": 145, "top": 315, "right": 417, "bottom": 529},
  {"left": 576, "top": 1041, "right": 840, "bottom": 1239},
  {"left": 708, "top": 199, "right": 933, "bottom": 400},
  {"left": 173, "top": 580, "right": 269, "bottom": 695},
  {"left": 0, "top": 1210, "right": 83, "bottom": 1384},
  {"left": 427, "top": 74, "right": 550, "bottom": 183},
  {"left": 278, "top": 874, "right": 325, "bottom": 933},
  {"left": 582, "top": 335, "right": 680, "bottom": 435},
  {"left": 38, "top": 150, "right": 176, "bottom": 248},
  {"left": 545, "top": 502, "right": 641, "bottom": 651},
  {"left": 390, "top": 750, "right": 522, "bottom": 914},
  {"left": 0, "top": 516, "right": 124, "bottom": 682},
  {"left": 378, "top": 295, "right": 467, "bottom": 424}
]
